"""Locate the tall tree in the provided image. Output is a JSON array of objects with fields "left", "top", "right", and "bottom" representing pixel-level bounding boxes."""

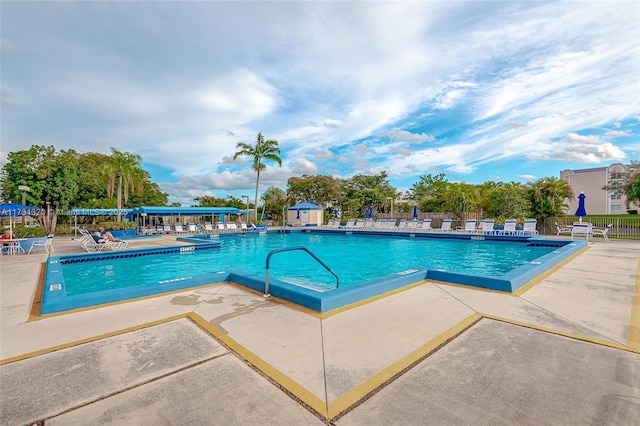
[
  {"left": 526, "top": 177, "right": 574, "bottom": 220},
  {"left": 233, "top": 132, "right": 282, "bottom": 220},
  {"left": 0, "top": 145, "right": 80, "bottom": 234},
  {"left": 101, "top": 148, "right": 143, "bottom": 221}
]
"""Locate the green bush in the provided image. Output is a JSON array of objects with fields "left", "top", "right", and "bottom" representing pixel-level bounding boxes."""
[
  {"left": 2, "top": 225, "right": 46, "bottom": 238},
  {"left": 97, "top": 221, "right": 137, "bottom": 231}
]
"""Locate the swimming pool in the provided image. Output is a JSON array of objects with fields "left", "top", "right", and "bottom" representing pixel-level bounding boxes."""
[{"left": 42, "top": 230, "right": 587, "bottom": 314}]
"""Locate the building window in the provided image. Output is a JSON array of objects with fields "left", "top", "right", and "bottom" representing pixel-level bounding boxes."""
[
  {"left": 611, "top": 205, "right": 622, "bottom": 211},
  {"left": 611, "top": 194, "right": 622, "bottom": 200}
]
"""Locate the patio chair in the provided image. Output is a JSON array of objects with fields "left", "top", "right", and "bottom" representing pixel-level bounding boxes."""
[
  {"left": 501, "top": 219, "right": 517, "bottom": 235},
  {"left": 554, "top": 222, "right": 571, "bottom": 236},
  {"left": 592, "top": 223, "right": 612, "bottom": 242},
  {"left": 438, "top": 219, "right": 453, "bottom": 232},
  {"left": 174, "top": 223, "right": 186, "bottom": 233},
  {"left": 478, "top": 220, "right": 495, "bottom": 234},
  {"left": 458, "top": 219, "right": 477, "bottom": 233},
  {"left": 522, "top": 218, "right": 539, "bottom": 236},
  {"left": 420, "top": 219, "right": 433, "bottom": 231},
  {"left": 28, "top": 234, "right": 54, "bottom": 255},
  {"left": 571, "top": 222, "right": 592, "bottom": 241}
]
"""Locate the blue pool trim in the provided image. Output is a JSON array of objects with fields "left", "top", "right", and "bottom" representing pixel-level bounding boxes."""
[
  {"left": 41, "top": 232, "right": 587, "bottom": 314},
  {"left": 42, "top": 243, "right": 223, "bottom": 314}
]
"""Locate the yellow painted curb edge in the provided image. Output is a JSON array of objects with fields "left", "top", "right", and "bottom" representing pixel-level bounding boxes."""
[{"left": 327, "top": 313, "right": 482, "bottom": 419}]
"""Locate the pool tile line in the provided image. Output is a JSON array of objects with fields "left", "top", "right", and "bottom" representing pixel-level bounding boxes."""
[{"left": 228, "top": 279, "right": 432, "bottom": 320}]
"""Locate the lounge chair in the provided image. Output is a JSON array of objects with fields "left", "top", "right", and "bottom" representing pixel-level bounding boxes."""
[
  {"left": 354, "top": 220, "right": 365, "bottom": 229},
  {"left": 554, "top": 222, "right": 571, "bottom": 236},
  {"left": 522, "top": 218, "right": 538, "bottom": 236},
  {"left": 478, "top": 220, "right": 495, "bottom": 234},
  {"left": 592, "top": 223, "right": 612, "bottom": 242},
  {"left": 420, "top": 219, "right": 433, "bottom": 231},
  {"left": 459, "top": 219, "right": 477, "bottom": 233},
  {"left": 397, "top": 219, "right": 408, "bottom": 229},
  {"left": 340, "top": 219, "right": 355, "bottom": 229},
  {"left": 501, "top": 219, "right": 517, "bottom": 235},
  {"left": 162, "top": 224, "right": 172, "bottom": 234},
  {"left": 28, "top": 234, "right": 54, "bottom": 255},
  {"left": 407, "top": 220, "right": 417, "bottom": 229},
  {"left": 571, "top": 222, "right": 592, "bottom": 241},
  {"left": 438, "top": 219, "right": 453, "bottom": 232},
  {"left": 187, "top": 223, "right": 198, "bottom": 233},
  {"left": 227, "top": 222, "right": 238, "bottom": 230},
  {"left": 203, "top": 222, "right": 215, "bottom": 233},
  {"left": 216, "top": 222, "right": 226, "bottom": 230},
  {"left": 174, "top": 223, "right": 186, "bottom": 234}
]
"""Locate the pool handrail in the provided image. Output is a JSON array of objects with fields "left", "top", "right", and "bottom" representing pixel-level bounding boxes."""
[{"left": 265, "top": 246, "right": 340, "bottom": 297}]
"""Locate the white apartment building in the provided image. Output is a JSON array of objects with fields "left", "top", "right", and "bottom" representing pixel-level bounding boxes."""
[{"left": 560, "top": 163, "right": 638, "bottom": 215}]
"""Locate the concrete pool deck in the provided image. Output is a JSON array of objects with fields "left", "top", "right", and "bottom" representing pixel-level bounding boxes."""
[{"left": 1, "top": 234, "right": 639, "bottom": 425}]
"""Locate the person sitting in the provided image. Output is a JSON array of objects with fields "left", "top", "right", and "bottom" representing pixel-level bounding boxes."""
[
  {"left": 91, "top": 231, "right": 107, "bottom": 243},
  {"left": 98, "top": 227, "right": 122, "bottom": 242},
  {"left": 1, "top": 230, "right": 17, "bottom": 254}
]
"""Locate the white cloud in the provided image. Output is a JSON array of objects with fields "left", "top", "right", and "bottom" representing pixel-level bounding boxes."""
[{"left": 384, "top": 130, "right": 435, "bottom": 144}]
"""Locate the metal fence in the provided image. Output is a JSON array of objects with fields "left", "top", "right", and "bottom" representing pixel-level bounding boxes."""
[{"left": 542, "top": 216, "right": 640, "bottom": 239}]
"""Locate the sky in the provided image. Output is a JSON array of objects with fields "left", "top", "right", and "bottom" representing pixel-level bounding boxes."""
[{"left": 2, "top": 1, "right": 639, "bottom": 206}]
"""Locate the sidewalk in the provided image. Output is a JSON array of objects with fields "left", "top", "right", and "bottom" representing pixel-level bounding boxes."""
[{"left": 1, "top": 235, "right": 638, "bottom": 425}]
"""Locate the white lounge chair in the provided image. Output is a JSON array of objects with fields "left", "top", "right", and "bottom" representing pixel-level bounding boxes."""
[
  {"left": 522, "top": 219, "right": 538, "bottom": 236},
  {"left": 459, "top": 219, "right": 477, "bottom": 233},
  {"left": 554, "top": 222, "right": 571, "bottom": 236},
  {"left": 340, "top": 219, "right": 355, "bottom": 229},
  {"left": 174, "top": 223, "right": 186, "bottom": 234},
  {"left": 592, "top": 223, "right": 612, "bottom": 242},
  {"left": 478, "top": 220, "right": 495, "bottom": 234},
  {"left": 397, "top": 219, "right": 408, "bottom": 229},
  {"left": 439, "top": 219, "right": 453, "bottom": 232},
  {"left": 407, "top": 220, "right": 417, "bottom": 229},
  {"left": 28, "top": 234, "right": 54, "bottom": 255},
  {"left": 420, "top": 219, "right": 433, "bottom": 231},
  {"left": 187, "top": 223, "right": 198, "bottom": 233},
  {"left": 502, "top": 219, "right": 517, "bottom": 235}
]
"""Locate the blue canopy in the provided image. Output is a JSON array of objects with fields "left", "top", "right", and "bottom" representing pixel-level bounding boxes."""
[
  {"left": 131, "top": 206, "right": 241, "bottom": 215},
  {"left": 288, "top": 202, "right": 323, "bottom": 211}
]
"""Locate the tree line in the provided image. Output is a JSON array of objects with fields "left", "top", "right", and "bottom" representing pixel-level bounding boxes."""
[
  {"left": 1, "top": 145, "right": 168, "bottom": 233},
  {"left": 2, "top": 140, "right": 639, "bottom": 233}
]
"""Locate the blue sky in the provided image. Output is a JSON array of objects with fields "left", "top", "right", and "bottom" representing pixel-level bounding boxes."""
[{"left": 2, "top": 1, "right": 639, "bottom": 205}]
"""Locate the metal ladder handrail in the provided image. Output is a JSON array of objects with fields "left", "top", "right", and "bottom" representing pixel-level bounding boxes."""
[{"left": 264, "top": 246, "right": 339, "bottom": 297}]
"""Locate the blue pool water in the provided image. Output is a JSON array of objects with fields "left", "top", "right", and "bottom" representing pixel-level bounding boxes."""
[
  {"left": 60, "top": 232, "right": 557, "bottom": 295},
  {"left": 43, "top": 230, "right": 586, "bottom": 314}
]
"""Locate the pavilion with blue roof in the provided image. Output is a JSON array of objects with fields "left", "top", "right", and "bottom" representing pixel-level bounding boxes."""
[{"left": 288, "top": 202, "right": 324, "bottom": 226}]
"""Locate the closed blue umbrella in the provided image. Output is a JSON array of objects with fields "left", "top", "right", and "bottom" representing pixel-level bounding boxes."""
[
  {"left": 333, "top": 208, "right": 338, "bottom": 218},
  {"left": 575, "top": 192, "right": 587, "bottom": 223},
  {"left": 296, "top": 209, "right": 300, "bottom": 220},
  {"left": 413, "top": 204, "right": 418, "bottom": 220}
]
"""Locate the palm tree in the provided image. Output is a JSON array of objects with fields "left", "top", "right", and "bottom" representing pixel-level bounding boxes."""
[
  {"left": 101, "top": 148, "right": 143, "bottom": 221},
  {"left": 233, "top": 133, "right": 282, "bottom": 221},
  {"left": 526, "top": 177, "right": 573, "bottom": 220}
]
